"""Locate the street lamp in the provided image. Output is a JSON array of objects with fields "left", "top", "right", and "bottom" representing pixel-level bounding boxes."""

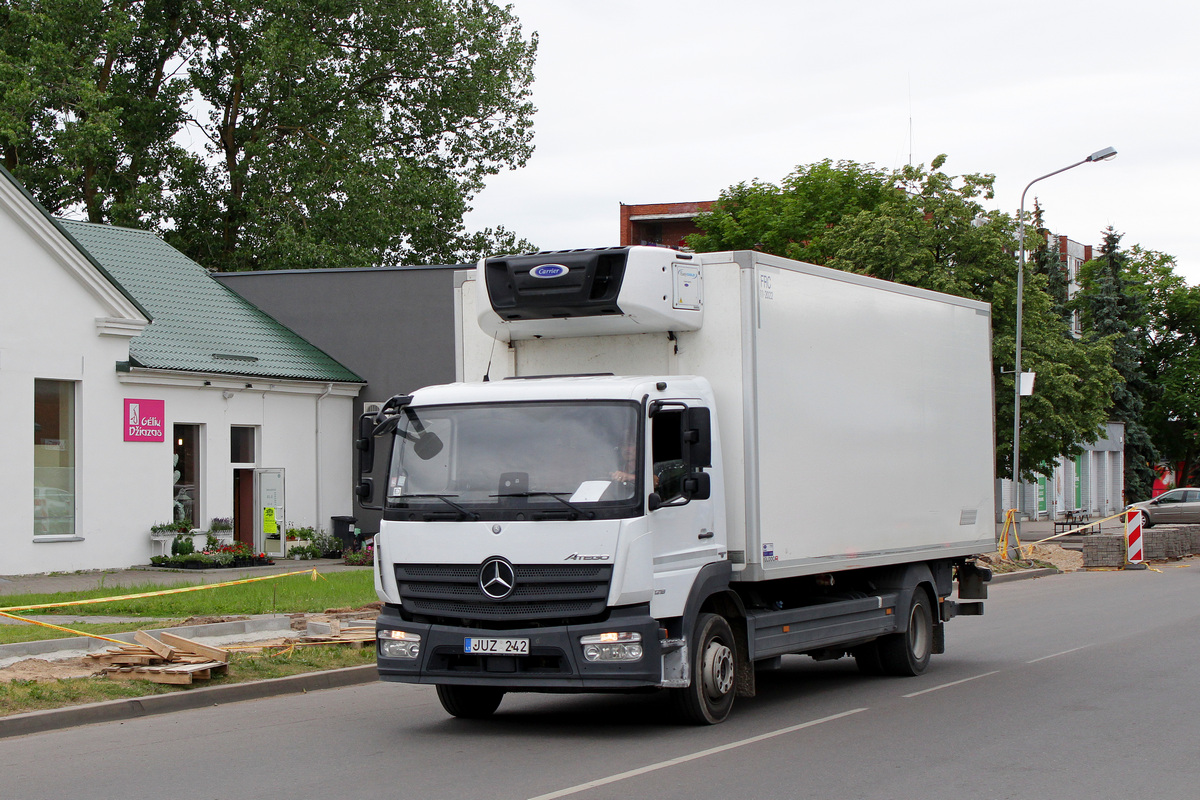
[{"left": 1011, "top": 146, "right": 1117, "bottom": 534}]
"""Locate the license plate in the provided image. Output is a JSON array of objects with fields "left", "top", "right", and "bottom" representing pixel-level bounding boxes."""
[{"left": 464, "top": 637, "right": 529, "bottom": 655}]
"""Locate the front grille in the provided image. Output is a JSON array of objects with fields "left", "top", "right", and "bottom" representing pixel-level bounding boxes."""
[{"left": 395, "top": 563, "right": 612, "bottom": 624}]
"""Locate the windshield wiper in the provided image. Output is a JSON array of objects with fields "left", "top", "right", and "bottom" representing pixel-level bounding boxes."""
[
  {"left": 395, "top": 494, "right": 478, "bottom": 521},
  {"left": 491, "top": 491, "right": 596, "bottom": 519}
]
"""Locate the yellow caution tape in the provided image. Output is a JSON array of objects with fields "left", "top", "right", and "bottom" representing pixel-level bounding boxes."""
[
  {"left": 0, "top": 569, "right": 322, "bottom": 613},
  {"left": 0, "top": 610, "right": 129, "bottom": 645},
  {"left": 1024, "top": 511, "right": 1128, "bottom": 548}
]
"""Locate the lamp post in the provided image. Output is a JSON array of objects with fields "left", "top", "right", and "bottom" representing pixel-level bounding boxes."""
[{"left": 1012, "top": 146, "right": 1117, "bottom": 535}]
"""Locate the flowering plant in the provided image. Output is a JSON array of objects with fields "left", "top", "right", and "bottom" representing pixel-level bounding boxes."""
[{"left": 344, "top": 542, "right": 374, "bottom": 566}]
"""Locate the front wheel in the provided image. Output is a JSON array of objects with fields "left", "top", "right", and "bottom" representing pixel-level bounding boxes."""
[
  {"left": 436, "top": 684, "right": 505, "bottom": 719},
  {"left": 878, "top": 590, "right": 933, "bottom": 677},
  {"left": 672, "top": 612, "right": 737, "bottom": 724}
]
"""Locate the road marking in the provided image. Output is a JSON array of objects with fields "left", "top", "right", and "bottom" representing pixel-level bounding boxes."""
[
  {"left": 902, "top": 670, "right": 999, "bottom": 698},
  {"left": 1026, "top": 645, "right": 1090, "bottom": 664},
  {"left": 525, "top": 708, "right": 869, "bottom": 800}
]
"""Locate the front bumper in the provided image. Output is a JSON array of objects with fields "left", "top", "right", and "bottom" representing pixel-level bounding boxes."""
[{"left": 376, "top": 604, "right": 663, "bottom": 690}]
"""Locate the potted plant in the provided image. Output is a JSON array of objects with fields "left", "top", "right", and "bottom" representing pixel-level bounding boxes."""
[{"left": 208, "top": 516, "right": 235, "bottom": 545}]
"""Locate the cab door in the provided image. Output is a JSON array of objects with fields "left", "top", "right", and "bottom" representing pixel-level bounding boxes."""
[{"left": 647, "top": 402, "right": 719, "bottom": 576}]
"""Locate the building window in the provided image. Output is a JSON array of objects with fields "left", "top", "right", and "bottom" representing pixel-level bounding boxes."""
[
  {"left": 231, "top": 425, "right": 256, "bottom": 464},
  {"left": 174, "top": 424, "right": 202, "bottom": 529},
  {"left": 34, "top": 379, "right": 76, "bottom": 536}
]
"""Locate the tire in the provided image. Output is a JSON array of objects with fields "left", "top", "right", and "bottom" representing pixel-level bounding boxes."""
[
  {"left": 853, "top": 642, "right": 885, "bottom": 675},
  {"left": 878, "top": 589, "right": 933, "bottom": 677},
  {"left": 672, "top": 612, "right": 737, "bottom": 724},
  {"left": 435, "top": 684, "right": 505, "bottom": 719},
  {"left": 1142, "top": 516, "right": 1155, "bottom": 529}
]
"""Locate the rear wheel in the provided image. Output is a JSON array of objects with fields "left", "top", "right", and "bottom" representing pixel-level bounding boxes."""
[
  {"left": 436, "top": 684, "right": 505, "bottom": 719},
  {"left": 878, "top": 590, "right": 933, "bottom": 676},
  {"left": 672, "top": 612, "right": 737, "bottom": 724}
]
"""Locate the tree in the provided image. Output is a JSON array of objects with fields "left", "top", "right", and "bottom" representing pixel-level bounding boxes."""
[
  {"left": 1124, "top": 246, "right": 1200, "bottom": 490},
  {"left": 691, "top": 156, "right": 1118, "bottom": 481},
  {"left": 0, "top": 0, "right": 537, "bottom": 269},
  {"left": 686, "top": 159, "right": 894, "bottom": 262},
  {"left": 1076, "top": 227, "right": 1159, "bottom": 500},
  {"left": 1029, "top": 200, "right": 1071, "bottom": 324},
  {"left": 0, "top": 0, "right": 195, "bottom": 226}
]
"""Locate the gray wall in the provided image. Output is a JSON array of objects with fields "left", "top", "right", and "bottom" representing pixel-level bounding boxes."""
[{"left": 216, "top": 265, "right": 463, "bottom": 534}]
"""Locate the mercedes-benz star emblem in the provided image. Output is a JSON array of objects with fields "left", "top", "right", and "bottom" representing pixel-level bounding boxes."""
[{"left": 479, "top": 557, "right": 516, "bottom": 600}]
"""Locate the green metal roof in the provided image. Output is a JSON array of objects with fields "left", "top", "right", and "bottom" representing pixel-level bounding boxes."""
[{"left": 59, "top": 220, "right": 363, "bottom": 383}]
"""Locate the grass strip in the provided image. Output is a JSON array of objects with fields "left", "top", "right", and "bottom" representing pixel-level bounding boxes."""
[
  {"left": 1, "top": 644, "right": 376, "bottom": 717},
  {"left": 0, "top": 570, "right": 375, "bottom": 619}
]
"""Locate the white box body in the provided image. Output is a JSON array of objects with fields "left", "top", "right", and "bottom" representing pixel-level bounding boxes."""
[{"left": 456, "top": 248, "right": 996, "bottom": 581}]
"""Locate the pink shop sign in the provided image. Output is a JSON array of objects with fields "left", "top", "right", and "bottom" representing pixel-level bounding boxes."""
[{"left": 124, "top": 398, "right": 165, "bottom": 442}]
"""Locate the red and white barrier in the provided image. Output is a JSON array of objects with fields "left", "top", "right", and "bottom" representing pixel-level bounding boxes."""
[{"left": 1125, "top": 509, "right": 1144, "bottom": 563}]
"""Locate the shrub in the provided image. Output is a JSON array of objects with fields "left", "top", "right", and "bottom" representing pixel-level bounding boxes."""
[
  {"left": 312, "top": 531, "right": 343, "bottom": 558},
  {"left": 344, "top": 544, "right": 374, "bottom": 566},
  {"left": 171, "top": 535, "right": 195, "bottom": 556},
  {"left": 209, "top": 517, "right": 233, "bottom": 532}
]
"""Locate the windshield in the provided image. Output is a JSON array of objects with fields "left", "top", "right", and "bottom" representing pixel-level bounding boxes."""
[{"left": 385, "top": 401, "right": 642, "bottom": 520}]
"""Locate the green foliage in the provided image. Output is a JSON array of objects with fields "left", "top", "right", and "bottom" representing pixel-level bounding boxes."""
[
  {"left": 343, "top": 544, "right": 375, "bottom": 566},
  {"left": 695, "top": 156, "right": 1118, "bottom": 480},
  {"left": 170, "top": 534, "right": 195, "bottom": 556},
  {"left": 1122, "top": 246, "right": 1200, "bottom": 490},
  {"left": 687, "top": 159, "right": 894, "bottom": 261},
  {"left": 311, "top": 531, "right": 344, "bottom": 558},
  {"left": 0, "top": 0, "right": 538, "bottom": 269},
  {"left": 1, "top": 570, "right": 375, "bottom": 617},
  {"left": 1074, "top": 228, "right": 1160, "bottom": 499}
]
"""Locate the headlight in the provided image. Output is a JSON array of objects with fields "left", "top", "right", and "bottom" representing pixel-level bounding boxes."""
[
  {"left": 580, "top": 631, "right": 643, "bottom": 662},
  {"left": 378, "top": 629, "right": 421, "bottom": 659}
]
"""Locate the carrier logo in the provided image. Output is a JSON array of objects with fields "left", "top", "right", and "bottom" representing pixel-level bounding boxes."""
[
  {"left": 530, "top": 264, "right": 568, "bottom": 279},
  {"left": 565, "top": 553, "right": 610, "bottom": 561},
  {"left": 479, "top": 557, "right": 516, "bottom": 599}
]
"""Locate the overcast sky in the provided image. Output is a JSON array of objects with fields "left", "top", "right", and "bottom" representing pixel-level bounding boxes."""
[{"left": 464, "top": 0, "right": 1200, "bottom": 284}]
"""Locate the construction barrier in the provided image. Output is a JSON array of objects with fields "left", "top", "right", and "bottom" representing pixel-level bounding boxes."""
[{"left": 1125, "top": 509, "right": 1144, "bottom": 564}]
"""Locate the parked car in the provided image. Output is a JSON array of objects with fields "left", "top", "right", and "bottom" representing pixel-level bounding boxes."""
[{"left": 1126, "top": 487, "right": 1200, "bottom": 528}]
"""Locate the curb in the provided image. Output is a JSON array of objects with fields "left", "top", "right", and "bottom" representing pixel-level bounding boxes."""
[{"left": 0, "top": 664, "right": 378, "bottom": 740}]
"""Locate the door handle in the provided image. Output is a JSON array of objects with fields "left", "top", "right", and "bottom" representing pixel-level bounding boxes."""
[{"left": 698, "top": 529, "right": 714, "bottom": 540}]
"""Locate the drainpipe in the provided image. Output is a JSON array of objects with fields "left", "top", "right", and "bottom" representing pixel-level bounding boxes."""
[{"left": 315, "top": 383, "right": 333, "bottom": 533}]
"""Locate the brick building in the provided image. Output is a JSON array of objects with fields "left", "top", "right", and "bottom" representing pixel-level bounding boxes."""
[{"left": 619, "top": 201, "right": 713, "bottom": 249}]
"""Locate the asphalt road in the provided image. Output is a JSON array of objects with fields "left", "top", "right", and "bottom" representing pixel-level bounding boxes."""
[{"left": 4, "top": 563, "right": 1199, "bottom": 800}]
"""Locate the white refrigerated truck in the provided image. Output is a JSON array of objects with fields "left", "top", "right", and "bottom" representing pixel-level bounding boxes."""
[{"left": 359, "top": 246, "right": 995, "bottom": 724}]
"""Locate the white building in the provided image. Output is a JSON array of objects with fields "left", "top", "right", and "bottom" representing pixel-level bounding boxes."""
[{"left": 1, "top": 166, "right": 363, "bottom": 576}]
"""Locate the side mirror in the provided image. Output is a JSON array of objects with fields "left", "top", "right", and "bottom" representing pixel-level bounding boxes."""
[
  {"left": 683, "top": 407, "right": 712, "bottom": 468},
  {"left": 357, "top": 414, "right": 376, "bottom": 474}
]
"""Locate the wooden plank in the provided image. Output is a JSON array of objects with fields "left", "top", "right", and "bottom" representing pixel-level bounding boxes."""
[
  {"left": 104, "top": 668, "right": 194, "bottom": 685},
  {"left": 158, "top": 632, "right": 229, "bottom": 662},
  {"left": 135, "top": 631, "right": 177, "bottom": 660},
  {"left": 161, "top": 661, "right": 226, "bottom": 674}
]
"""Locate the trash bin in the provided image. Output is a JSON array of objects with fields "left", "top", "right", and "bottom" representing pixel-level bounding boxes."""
[{"left": 331, "top": 515, "right": 357, "bottom": 548}]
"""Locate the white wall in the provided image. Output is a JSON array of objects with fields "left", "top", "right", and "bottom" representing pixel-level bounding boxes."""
[{"left": 0, "top": 186, "right": 360, "bottom": 576}]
